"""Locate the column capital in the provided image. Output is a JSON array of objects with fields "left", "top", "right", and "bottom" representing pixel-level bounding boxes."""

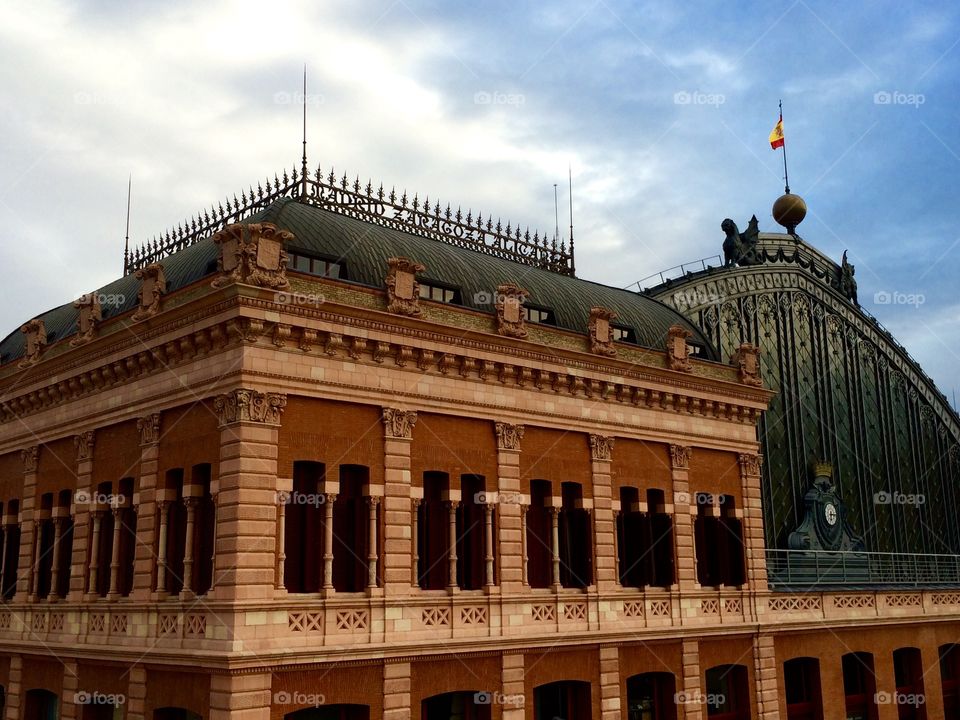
[
  {"left": 495, "top": 422, "right": 524, "bottom": 451},
  {"left": 382, "top": 407, "right": 417, "bottom": 439},
  {"left": 137, "top": 413, "right": 161, "bottom": 445},
  {"left": 737, "top": 452, "right": 763, "bottom": 478},
  {"left": 214, "top": 389, "right": 287, "bottom": 427},
  {"left": 669, "top": 444, "right": 692, "bottom": 470},
  {"left": 366, "top": 495, "right": 381, "bottom": 508},
  {"left": 21, "top": 446, "right": 39, "bottom": 474},
  {"left": 589, "top": 433, "right": 615, "bottom": 462}
]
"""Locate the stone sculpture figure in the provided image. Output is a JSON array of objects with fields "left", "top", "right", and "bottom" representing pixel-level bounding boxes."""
[{"left": 721, "top": 216, "right": 760, "bottom": 267}]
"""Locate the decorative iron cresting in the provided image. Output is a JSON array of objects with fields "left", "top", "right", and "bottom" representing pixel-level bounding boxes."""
[{"left": 124, "top": 165, "right": 574, "bottom": 277}]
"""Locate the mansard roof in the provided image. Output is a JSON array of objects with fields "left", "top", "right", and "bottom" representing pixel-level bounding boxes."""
[{"left": 0, "top": 196, "right": 716, "bottom": 364}]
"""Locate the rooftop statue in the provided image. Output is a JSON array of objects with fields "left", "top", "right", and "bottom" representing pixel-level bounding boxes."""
[
  {"left": 721, "top": 215, "right": 760, "bottom": 267},
  {"left": 839, "top": 250, "right": 858, "bottom": 306}
]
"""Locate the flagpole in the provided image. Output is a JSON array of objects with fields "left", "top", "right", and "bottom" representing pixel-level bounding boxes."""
[{"left": 780, "top": 99, "right": 790, "bottom": 194}]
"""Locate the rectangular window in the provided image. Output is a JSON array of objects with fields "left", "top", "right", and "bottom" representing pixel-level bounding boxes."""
[
  {"left": 418, "top": 283, "right": 460, "bottom": 304},
  {"left": 611, "top": 325, "right": 636, "bottom": 343},
  {"left": 288, "top": 252, "right": 344, "bottom": 279},
  {"left": 523, "top": 305, "right": 554, "bottom": 325}
]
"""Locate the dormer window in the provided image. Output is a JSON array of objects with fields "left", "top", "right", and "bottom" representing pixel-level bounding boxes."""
[
  {"left": 419, "top": 283, "right": 460, "bottom": 304},
  {"left": 611, "top": 325, "right": 636, "bottom": 343},
  {"left": 523, "top": 305, "right": 554, "bottom": 325},
  {"left": 288, "top": 252, "right": 345, "bottom": 279}
]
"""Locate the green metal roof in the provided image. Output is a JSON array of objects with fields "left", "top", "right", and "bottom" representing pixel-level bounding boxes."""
[{"left": 0, "top": 198, "right": 716, "bottom": 363}]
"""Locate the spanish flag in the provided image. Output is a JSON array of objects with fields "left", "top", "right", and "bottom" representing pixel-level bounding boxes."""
[{"left": 769, "top": 114, "right": 785, "bottom": 150}]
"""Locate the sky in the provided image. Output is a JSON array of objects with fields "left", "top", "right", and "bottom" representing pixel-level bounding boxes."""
[{"left": 1, "top": 0, "right": 959, "bottom": 396}]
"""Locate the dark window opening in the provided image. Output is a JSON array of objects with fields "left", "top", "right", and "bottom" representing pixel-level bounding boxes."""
[
  {"left": 893, "top": 647, "right": 927, "bottom": 720},
  {"left": 785, "top": 657, "right": 823, "bottom": 720},
  {"left": 559, "top": 482, "right": 592, "bottom": 589},
  {"left": 24, "top": 689, "right": 58, "bottom": 720},
  {"left": 284, "top": 461, "right": 324, "bottom": 593},
  {"left": 333, "top": 465, "right": 369, "bottom": 593},
  {"left": 719, "top": 496, "right": 746, "bottom": 587},
  {"left": 648, "top": 489, "right": 675, "bottom": 587},
  {"left": 282, "top": 706, "right": 369, "bottom": 720},
  {"left": 457, "top": 475, "right": 487, "bottom": 590},
  {"left": 418, "top": 472, "right": 450, "bottom": 590},
  {"left": 162, "top": 471, "right": 187, "bottom": 595},
  {"left": 534, "top": 680, "right": 592, "bottom": 720},
  {"left": 941, "top": 644, "right": 960, "bottom": 719},
  {"left": 612, "top": 325, "right": 637, "bottom": 343},
  {"left": 422, "top": 692, "right": 491, "bottom": 720},
  {"left": 626, "top": 672, "right": 677, "bottom": 720},
  {"left": 705, "top": 664, "right": 750, "bottom": 720},
  {"left": 55, "top": 489, "right": 75, "bottom": 599},
  {"left": 2, "top": 500, "right": 21, "bottom": 600},
  {"left": 191, "top": 464, "right": 215, "bottom": 596},
  {"left": 523, "top": 305, "right": 554, "bottom": 325},
  {"left": 618, "top": 487, "right": 648, "bottom": 588},
  {"left": 695, "top": 495, "right": 720, "bottom": 588},
  {"left": 842, "top": 652, "right": 878, "bottom": 720},
  {"left": 527, "top": 480, "right": 553, "bottom": 589}
]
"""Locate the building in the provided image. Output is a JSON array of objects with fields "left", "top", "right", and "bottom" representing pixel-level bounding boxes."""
[{"left": 0, "top": 168, "right": 956, "bottom": 720}]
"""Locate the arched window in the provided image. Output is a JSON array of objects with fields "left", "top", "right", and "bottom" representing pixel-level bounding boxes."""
[
  {"left": 626, "top": 671, "right": 677, "bottom": 720},
  {"left": 24, "top": 689, "right": 58, "bottom": 720},
  {"left": 842, "top": 652, "right": 877, "bottom": 720},
  {"left": 154, "top": 708, "right": 202, "bottom": 720},
  {"left": 940, "top": 644, "right": 960, "bottom": 719},
  {"left": 534, "top": 680, "right": 591, "bottom": 720},
  {"left": 784, "top": 657, "right": 823, "bottom": 720},
  {"left": 893, "top": 647, "right": 926, "bottom": 720},
  {"left": 283, "top": 705, "right": 369, "bottom": 720},
  {"left": 422, "top": 691, "right": 491, "bottom": 720},
  {"left": 705, "top": 664, "right": 750, "bottom": 719}
]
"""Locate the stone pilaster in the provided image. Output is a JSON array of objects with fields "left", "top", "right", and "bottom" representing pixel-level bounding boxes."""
[
  {"left": 738, "top": 453, "right": 767, "bottom": 594},
  {"left": 61, "top": 660, "right": 79, "bottom": 720},
  {"left": 501, "top": 653, "right": 526, "bottom": 720},
  {"left": 209, "top": 672, "right": 272, "bottom": 720},
  {"left": 919, "top": 637, "right": 945, "bottom": 720},
  {"left": 670, "top": 444, "right": 696, "bottom": 589},
  {"left": 211, "top": 390, "right": 285, "bottom": 600},
  {"left": 132, "top": 413, "right": 160, "bottom": 600},
  {"left": 680, "top": 638, "right": 702, "bottom": 720},
  {"left": 69, "top": 436, "right": 96, "bottom": 600},
  {"left": 15, "top": 447, "right": 38, "bottom": 600},
  {"left": 382, "top": 408, "right": 416, "bottom": 596},
  {"left": 590, "top": 434, "right": 616, "bottom": 591},
  {"left": 599, "top": 646, "right": 621, "bottom": 719},
  {"left": 4, "top": 655, "right": 21, "bottom": 720},
  {"left": 383, "top": 661, "right": 412, "bottom": 720},
  {"left": 753, "top": 633, "right": 778, "bottom": 719},
  {"left": 126, "top": 665, "right": 147, "bottom": 720},
  {"left": 495, "top": 422, "right": 524, "bottom": 593},
  {"left": 873, "top": 650, "right": 898, "bottom": 720}
]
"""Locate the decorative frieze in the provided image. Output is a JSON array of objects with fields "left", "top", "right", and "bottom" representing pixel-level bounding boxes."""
[
  {"left": 18, "top": 319, "right": 47, "bottom": 369},
  {"left": 74, "top": 431, "right": 96, "bottom": 462},
  {"left": 495, "top": 422, "right": 524, "bottom": 451},
  {"left": 666, "top": 324, "right": 693, "bottom": 372},
  {"left": 71, "top": 293, "right": 102, "bottom": 347},
  {"left": 211, "top": 222, "right": 292, "bottom": 290},
  {"left": 737, "top": 453, "right": 762, "bottom": 477},
  {"left": 589, "top": 307, "right": 618, "bottom": 357},
  {"left": 495, "top": 283, "right": 529, "bottom": 339},
  {"left": 589, "top": 433, "right": 614, "bottom": 462},
  {"left": 731, "top": 342, "right": 763, "bottom": 386},
  {"left": 382, "top": 408, "right": 418, "bottom": 439},
  {"left": 213, "top": 389, "right": 287, "bottom": 426},
  {"left": 385, "top": 257, "right": 426, "bottom": 316},
  {"left": 669, "top": 444, "right": 691, "bottom": 470},
  {"left": 132, "top": 263, "right": 166, "bottom": 322}
]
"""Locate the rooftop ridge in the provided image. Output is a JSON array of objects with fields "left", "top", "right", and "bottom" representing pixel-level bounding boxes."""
[{"left": 123, "top": 164, "right": 575, "bottom": 277}]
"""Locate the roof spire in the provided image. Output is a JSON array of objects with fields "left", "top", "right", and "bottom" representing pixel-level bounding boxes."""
[
  {"left": 123, "top": 174, "right": 132, "bottom": 275},
  {"left": 568, "top": 163, "right": 576, "bottom": 276},
  {"left": 301, "top": 64, "right": 308, "bottom": 198}
]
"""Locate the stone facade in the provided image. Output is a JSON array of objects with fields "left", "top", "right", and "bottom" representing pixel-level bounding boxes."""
[{"left": 0, "top": 224, "right": 955, "bottom": 720}]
